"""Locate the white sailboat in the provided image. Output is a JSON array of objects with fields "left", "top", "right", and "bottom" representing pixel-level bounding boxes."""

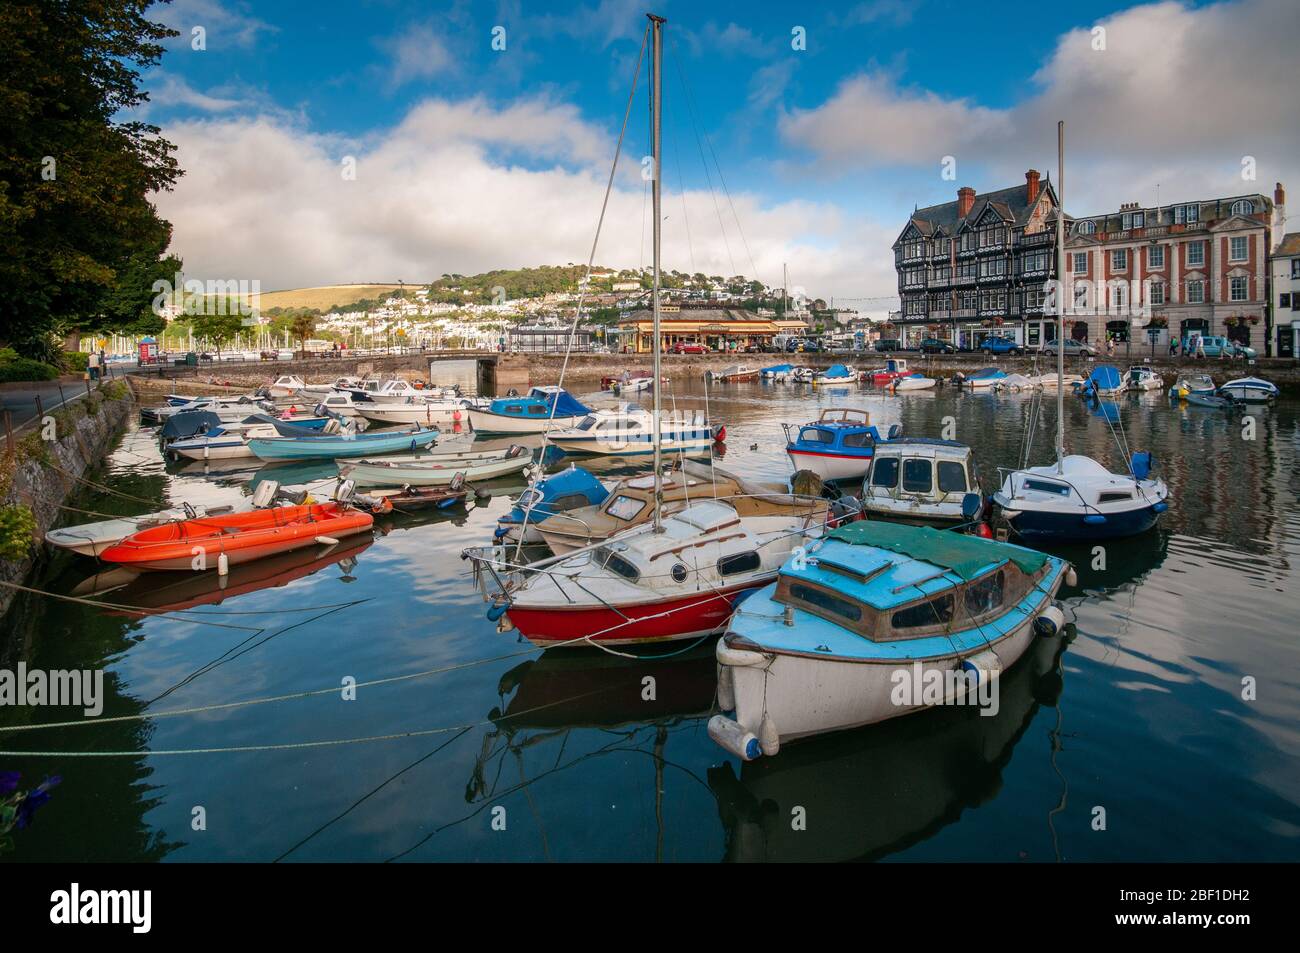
[
  {"left": 462, "top": 13, "right": 830, "bottom": 648},
  {"left": 993, "top": 122, "right": 1169, "bottom": 542}
]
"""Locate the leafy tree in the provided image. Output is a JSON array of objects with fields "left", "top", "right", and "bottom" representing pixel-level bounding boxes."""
[
  {"left": 0, "top": 1, "right": 182, "bottom": 357},
  {"left": 290, "top": 314, "right": 316, "bottom": 355},
  {"left": 190, "top": 313, "right": 242, "bottom": 358}
]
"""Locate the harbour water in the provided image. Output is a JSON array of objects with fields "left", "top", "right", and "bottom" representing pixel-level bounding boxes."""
[{"left": 3, "top": 362, "right": 1299, "bottom": 861}]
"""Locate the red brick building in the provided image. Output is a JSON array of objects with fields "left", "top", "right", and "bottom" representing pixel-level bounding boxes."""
[{"left": 1062, "top": 184, "right": 1286, "bottom": 349}]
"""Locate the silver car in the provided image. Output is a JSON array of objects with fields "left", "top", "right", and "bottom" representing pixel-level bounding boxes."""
[{"left": 1042, "top": 338, "right": 1096, "bottom": 357}]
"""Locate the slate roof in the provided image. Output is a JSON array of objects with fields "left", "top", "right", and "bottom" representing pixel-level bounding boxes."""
[{"left": 906, "top": 179, "right": 1057, "bottom": 240}]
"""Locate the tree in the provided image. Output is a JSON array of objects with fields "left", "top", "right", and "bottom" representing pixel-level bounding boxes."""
[
  {"left": 291, "top": 314, "right": 316, "bottom": 356},
  {"left": 190, "top": 313, "right": 242, "bottom": 358},
  {"left": 0, "top": 1, "right": 182, "bottom": 358}
]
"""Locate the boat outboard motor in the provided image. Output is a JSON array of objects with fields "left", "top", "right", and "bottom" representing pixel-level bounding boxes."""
[
  {"left": 830, "top": 494, "right": 861, "bottom": 524},
  {"left": 961, "top": 492, "right": 983, "bottom": 522},
  {"left": 333, "top": 478, "right": 356, "bottom": 503},
  {"left": 252, "top": 480, "right": 280, "bottom": 508}
]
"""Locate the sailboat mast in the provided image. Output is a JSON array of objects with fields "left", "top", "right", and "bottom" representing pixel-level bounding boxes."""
[
  {"left": 650, "top": 13, "right": 665, "bottom": 533},
  {"left": 1055, "top": 119, "right": 1066, "bottom": 473}
]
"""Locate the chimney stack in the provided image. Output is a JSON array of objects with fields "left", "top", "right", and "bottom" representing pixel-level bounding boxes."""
[
  {"left": 1025, "top": 169, "right": 1040, "bottom": 204},
  {"left": 1276, "top": 182, "right": 1286, "bottom": 208},
  {"left": 957, "top": 186, "right": 976, "bottom": 218}
]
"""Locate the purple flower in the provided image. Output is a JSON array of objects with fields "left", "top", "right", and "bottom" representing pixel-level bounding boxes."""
[
  {"left": 0, "top": 771, "right": 20, "bottom": 795},
  {"left": 15, "top": 775, "right": 61, "bottom": 829}
]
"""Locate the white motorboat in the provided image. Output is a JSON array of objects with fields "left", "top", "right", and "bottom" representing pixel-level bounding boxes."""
[
  {"left": 354, "top": 396, "right": 484, "bottom": 428},
  {"left": 467, "top": 387, "right": 592, "bottom": 434},
  {"left": 265, "top": 375, "right": 307, "bottom": 398},
  {"left": 890, "top": 373, "right": 937, "bottom": 392},
  {"left": 1124, "top": 366, "right": 1164, "bottom": 392},
  {"left": 546, "top": 404, "right": 715, "bottom": 456},
  {"left": 994, "top": 373, "right": 1038, "bottom": 392},
  {"left": 861, "top": 438, "right": 980, "bottom": 526},
  {"left": 1168, "top": 373, "right": 1216, "bottom": 400},
  {"left": 336, "top": 445, "right": 533, "bottom": 487},
  {"left": 1219, "top": 376, "right": 1279, "bottom": 403}
]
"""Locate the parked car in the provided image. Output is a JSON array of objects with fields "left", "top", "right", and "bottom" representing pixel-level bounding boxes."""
[
  {"left": 919, "top": 337, "right": 957, "bottom": 354},
  {"left": 798, "top": 339, "right": 826, "bottom": 353},
  {"left": 1043, "top": 338, "right": 1095, "bottom": 357},
  {"left": 979, "top": 336, "right": 1023, "bottom": 355},
  {"left": 1183, "top": 334, "right": 1256, "bottom": 359},
  {"left": 671, "top": 341, "right": 708, "bottom": 354},
  {"left": 874, "top": 338, "right": 902, "bottom": 353}
]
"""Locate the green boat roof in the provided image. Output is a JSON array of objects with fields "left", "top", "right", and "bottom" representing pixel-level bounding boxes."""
[{"left": 827, "top": 520, "right": 1048, "bottom": 581}]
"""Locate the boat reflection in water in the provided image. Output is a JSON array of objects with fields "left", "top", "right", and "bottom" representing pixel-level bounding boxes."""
[
  {"left": 709, "top": 626, "right": 1071, "bottom": 862},
  {"left": 490, "top": 641, "right": 717, "bottom": 730},
  {"left": 466, "top": 642, "right": 717, "bottom": 808},
  {"left": 70, "top": 536, "right": 373, "bottom": 614}
]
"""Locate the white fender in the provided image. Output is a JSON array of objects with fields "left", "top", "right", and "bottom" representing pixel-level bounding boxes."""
[{"left": 708, "top": 715, "right": 761, "bottom": 761}]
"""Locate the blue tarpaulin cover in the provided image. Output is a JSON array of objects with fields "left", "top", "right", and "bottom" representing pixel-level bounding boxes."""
[
  {"left": 547, "top": 390, "right": 592, "bottom": 416},
  {"left": 823, "top": 364, "right": 852, "bottom": 378}
]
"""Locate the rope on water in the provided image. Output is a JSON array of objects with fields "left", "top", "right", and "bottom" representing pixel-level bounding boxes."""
[
  {"left": 0, "top": 645, "right": 541, "bottom": 736},
  {"left": 0, "top": 683, "right": 621, "bottom": 758}
]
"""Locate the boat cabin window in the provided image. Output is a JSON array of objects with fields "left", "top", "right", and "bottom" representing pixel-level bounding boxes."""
[
  {"left": 1098, "top": 491, "right": 1133, "bottom": 503},
  {"left": 1024, "top": 479, "right": 1070, "bottom": 496},
  {"left": 937, "top": 461, "right": 967, "bottom": 493},
  {"left": 576, "top": 415, "right": 598, "bottom": 430},
  {"left": 789, "top": 583, "right": 863, "bottom": 623},
  {"left": 891, "top": 593, "right": 954, "bottom": 629},
  {"left": 799, "top": 427, "right": 834, "bottom": 444},
  {"left": 964, "top": 570, "right": 1004, "bottom": 615},
  {"left": 517, "top": 489, "right": 542, "bottom": 508},
  {"left": 527, "top": 405, "right": 548, "bottom": 415},
  {"left": 870, "top": 457, "right": 899, "bottom": 488},
  {"left": 605, "top": 495, "right": 647, "bottom": 521},
  {"left": 841, "top": 431, "right": 874, "bottom": 449},
  {"left": 717, "top": 551, "right": 761, "bottom": 576},
  {"left": 902, "top": 459, "right": 933, "bottom": 493},
  {"left": 599, "top": 549, "right": 640, "bottom": 582},
  {"left": 505, "top": 405, "right": 523, "bottom": 414},
  {"left": 550, "top": 493, "right": 590, "bottom": 512}
]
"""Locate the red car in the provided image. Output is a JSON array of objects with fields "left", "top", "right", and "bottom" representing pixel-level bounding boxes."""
[{"left": 671, "top": 341, "right": 708, "bottom": 354}]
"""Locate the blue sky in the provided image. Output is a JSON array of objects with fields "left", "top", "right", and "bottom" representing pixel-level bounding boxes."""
[{"left": 143, "top": 0, "right": 1298, "bottom": 307}]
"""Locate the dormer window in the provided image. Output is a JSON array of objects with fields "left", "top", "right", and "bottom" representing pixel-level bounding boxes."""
[
  {"left": 1230, "top": 199, "right": 1254, "bottom": 216},
  {"left": 1077, "top": 220, "right": 1096, "bottom": 235}
]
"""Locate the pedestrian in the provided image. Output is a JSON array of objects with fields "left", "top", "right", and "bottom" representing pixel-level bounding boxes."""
[
  {"left": 1169, "top": 337, "right": 1179, "bottom": 357},
  {"left": 87, "top": 350, "right": 99, "bottom": 380}
]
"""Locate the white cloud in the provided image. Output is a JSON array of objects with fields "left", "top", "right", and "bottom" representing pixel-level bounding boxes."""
[
  {"left": 154, "top": 0, "right": 275, "bottom": 50},
  {"left": 153, "top": 96, "right": 896, "bottom": 305},
  {"left": 378, "top": 22, "right": 458, "bottom": 90},
  {"left": 781, "top": 0, "right": 1300, "bottom": 214},
  {"left": 147, "top": 74, "right": 244, "bottom": 113}
]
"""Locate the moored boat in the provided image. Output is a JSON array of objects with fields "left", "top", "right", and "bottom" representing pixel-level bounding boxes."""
[
  {"left": 783, "top": 408, "right": 901, "bottom": 483},
  {"left": 475, "top": 498, "right": 830, "bottom": 648},
  {"left": 99, "top": 502, "right": 374, "bottom": 571},
  {"left": 869, "top": 358, "right": 910, "bottom": 386},
  {"left": 1124, "top": 366, "right": 1163, "bottom": 392},
  {"left": 337, "top": 445, "right": 532, "bottom": 487},
  {"left": 709, "top": 521, "right": 1071, "bottom": 757},
  {"left": 889, "top": 372, "right": 937, "bottom": 392},
  {"left": 1219, "top": 376, "right": 1279, "bottom": 403},
  {"left": 958, "top": 367, "right": 1008, "bottom": 389},
  {"left": 812, "top": 363, "right": 856, "bottom": 386},
  {"left": 467, "top": 387, "right": 592, "bottom": 434},
  {"left": 546, "top": 404, "right": 716, "bottom": 456},
  {"left": 495, "top": 465, "right": 609, "bottom": 543},
  {"left": 247, "top": 426, "right": 439, "bottom": 461},
  {"left": 860, "top": 438, "right": 981, "bottom": 526},
  {"left": 707, "top": 364, "right": 759, "bottom": 383}
]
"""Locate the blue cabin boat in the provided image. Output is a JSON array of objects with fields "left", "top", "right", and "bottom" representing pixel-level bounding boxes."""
[
  {"left": 494, "top": 465, "right": 608, "bottom": 544},
  {"left": 761, "top": 363, "right": 795, "bottom": 380},
  {"left": 783, "top": 408, "right": 901, "bottom": 483},
  {"left": 467, "top": 386, "right": 593, "bottom": 434},
  {"left": 813, "top": 364, "right": 856, "bottom": 386},
  {"left": 709, "top": 520, "right": 1073, "bottom": 757}
]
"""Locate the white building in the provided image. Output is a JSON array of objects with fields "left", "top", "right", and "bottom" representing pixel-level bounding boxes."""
[{"left": 1271, "top": 232, "right": 1300, "bottom": 357}]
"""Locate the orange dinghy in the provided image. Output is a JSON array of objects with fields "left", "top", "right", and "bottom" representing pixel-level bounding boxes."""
[{"left": 99, "top": 503, "right": 374, "bottom": 571}]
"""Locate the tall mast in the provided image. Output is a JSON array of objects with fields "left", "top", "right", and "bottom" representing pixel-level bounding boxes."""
[
  {"left": 1055, "top": 120, "right": 1066, "bottom": 473},
  {"left": 650, "top": 13, "right": 665, "bottom": 532}
]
